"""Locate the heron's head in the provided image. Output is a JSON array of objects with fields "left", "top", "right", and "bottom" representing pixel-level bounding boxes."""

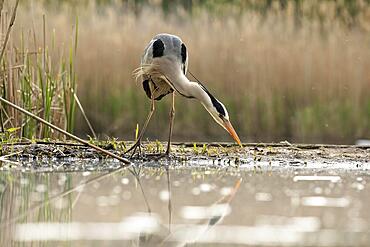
[{"left": 202, "top": 92, "right": 242, "bottom": 147}]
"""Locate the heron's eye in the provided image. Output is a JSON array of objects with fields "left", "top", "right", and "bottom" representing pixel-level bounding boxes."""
[{"left": 153, "top": 39, "right": 164, "bottom": 58}]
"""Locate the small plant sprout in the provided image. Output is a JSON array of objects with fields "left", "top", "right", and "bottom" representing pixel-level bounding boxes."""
[
  {"left": 193, "top": 143, "right": 199, "bottom": 155},
  {"left": 201, "top": 143, "right": 208, "bottom": 154},
  {"left": 155, "top": 140, "right": 164, "bottom": 153},
  {"left": 135, "top": 124, "right": 139, "bottom": 141}
]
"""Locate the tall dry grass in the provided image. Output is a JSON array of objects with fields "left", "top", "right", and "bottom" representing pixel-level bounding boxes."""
[
  {"left": 13, "top": 1, "right": 370, "bottom": 143},
  {"left": 0, "top": 0, "right": 81, "bottom": 141}
]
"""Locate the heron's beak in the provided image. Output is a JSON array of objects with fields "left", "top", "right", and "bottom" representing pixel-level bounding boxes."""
[{"left": 222, "top": 119, "right": 242, "bottom": 147}]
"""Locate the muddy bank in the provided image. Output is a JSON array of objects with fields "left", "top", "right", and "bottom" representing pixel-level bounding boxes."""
[{"left": 0, "top": 141, "right": 368, "bottom": 172}]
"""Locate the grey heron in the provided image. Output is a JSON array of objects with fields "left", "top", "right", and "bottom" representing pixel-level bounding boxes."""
[{"left": 126, "top": 33, "right": 241, "bottom": 156}]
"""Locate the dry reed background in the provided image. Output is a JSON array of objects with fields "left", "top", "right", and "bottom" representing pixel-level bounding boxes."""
[
  {"left": 0, "top": 0, "right": 80, "bottom": 141},
  {"left": 9, "top": 1, "right": 370, "bottom": 144}
]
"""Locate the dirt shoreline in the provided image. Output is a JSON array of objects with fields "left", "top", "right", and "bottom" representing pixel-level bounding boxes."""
[{"left": 1, "top": 141, "right": 368, "bottom": 165}]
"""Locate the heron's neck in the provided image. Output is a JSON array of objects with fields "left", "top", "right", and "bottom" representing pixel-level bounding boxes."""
[
  {"left": 171, "top": 73, "right": 213, "bottom": 108},
  {"left": 188, "top": 81, "right": 213, "bottom": 106}
]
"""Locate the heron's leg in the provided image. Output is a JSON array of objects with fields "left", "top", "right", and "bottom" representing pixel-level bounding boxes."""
[
  {"left": 125, "top": 95, "right": 156, "bottom": 157},
  {"left": 165, "top": 92, "right": 175, "bottom": 155}
]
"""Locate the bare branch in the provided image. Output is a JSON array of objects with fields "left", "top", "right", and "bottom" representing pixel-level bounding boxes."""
[{"left": 0, "top": 0, "right": 19, "bottom": 64}]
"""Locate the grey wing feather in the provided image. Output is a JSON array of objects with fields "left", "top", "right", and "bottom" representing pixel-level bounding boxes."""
[{"left": 139, "top": 33, "right": 188, "bottom": 100}]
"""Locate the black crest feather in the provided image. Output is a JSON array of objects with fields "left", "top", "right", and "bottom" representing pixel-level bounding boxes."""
[{"left": 152, "top": 39, "right": 164, "bottom": 58}]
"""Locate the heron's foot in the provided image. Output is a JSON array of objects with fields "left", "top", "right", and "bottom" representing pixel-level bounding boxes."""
[{"left": 124, "top": 140, "right": 143, "bottom": 158}]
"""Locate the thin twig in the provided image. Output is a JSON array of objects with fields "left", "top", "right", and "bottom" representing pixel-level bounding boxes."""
[
  {"left": 0, "top": 0, "right": 19, "bottom": 132},
  {"left": 72, "top": 89, "right": 96, "bottom": 138},
  {"left": 0, "top": 63, "right": 24, "bottom": 73},
  {"left": 0, "top": 106, "right": 3, "bottom": 132},
  {"left": 0, "top": 0, "right": 4, "bottom": 22},
  {"left": 0, "top": 151, "right": 22, "bottom": 166},
  {"left": 0, "top": 0, "right": 19, "bottom": 64},
  {"left": 0, "top": 96, "right": 131, "bottom": 164},
  {"left": 0, "top": 102, "right": 14, "bottom": 128},
  {"left": 2, "top": 140, "right": 86, "bottom": 146}
]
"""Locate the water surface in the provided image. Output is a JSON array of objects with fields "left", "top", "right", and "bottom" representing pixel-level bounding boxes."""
[{"left": 1, "top": 156, "right": 369, "bottom": 246}]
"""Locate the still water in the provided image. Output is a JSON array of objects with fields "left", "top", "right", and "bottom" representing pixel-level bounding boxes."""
[{"left": 1, "top": 157, "right": 369, "bottom": 246}]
